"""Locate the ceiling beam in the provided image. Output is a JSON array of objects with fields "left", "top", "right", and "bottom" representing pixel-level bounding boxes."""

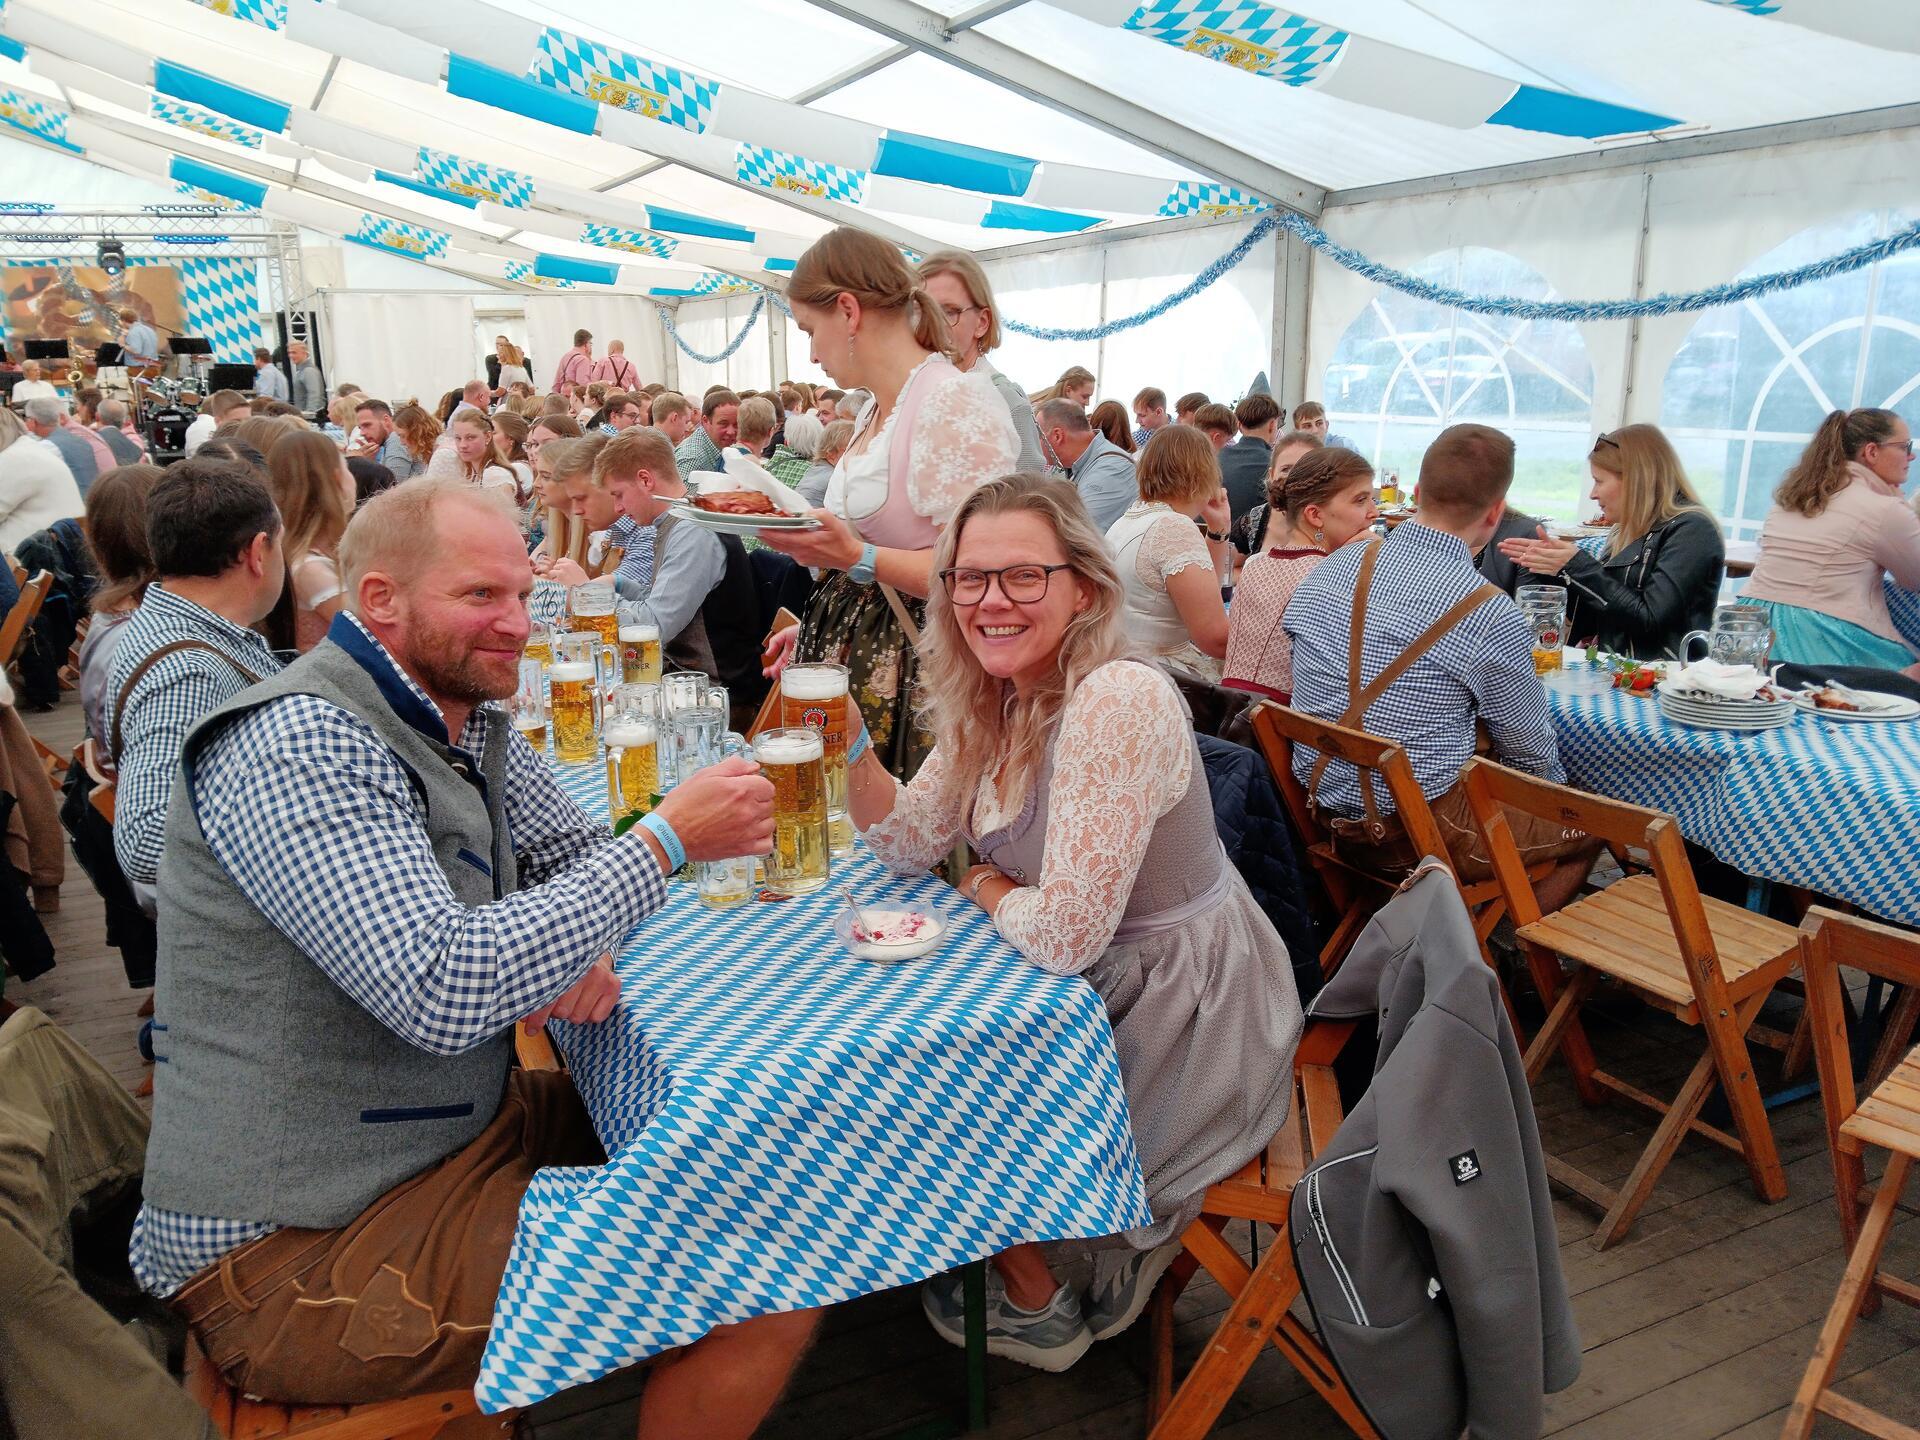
[
  {"left": 947, "top": 0, "right": 1032, "bottom": 34},
  {"left": 1325, "top": 102, "right": 1920, "bottom": 209},
  {"left": 795, "top": 0, "right": 1325, "bottom": 218}
]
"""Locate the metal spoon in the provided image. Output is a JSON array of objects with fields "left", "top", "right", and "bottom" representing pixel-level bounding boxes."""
[{"left": 841, "top": 885, "right": 875, "bottom": 939}]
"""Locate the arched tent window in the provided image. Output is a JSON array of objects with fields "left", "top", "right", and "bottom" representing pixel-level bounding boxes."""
[
  {"left": 1661, "top": 209, "right": 1920, "bottom": 542},
  {"left": 1325, "top": 248, "right": 1595, "bottom": 515}
]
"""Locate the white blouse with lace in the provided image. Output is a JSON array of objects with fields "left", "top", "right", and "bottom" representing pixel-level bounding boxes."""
[
  {"left": 865, "top": 660, "right": 1194, "bottom": 975},
  {"left": 1105, "top": 501, "right": 1216, "bottom": 657},
  {"left": 824, "top": 355, "right": 1020, "bottom": 531}
]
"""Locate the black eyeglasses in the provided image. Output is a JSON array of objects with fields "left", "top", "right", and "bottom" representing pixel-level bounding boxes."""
[{"left": 939, "top": 564, "right": 1073, "bottom": 605}]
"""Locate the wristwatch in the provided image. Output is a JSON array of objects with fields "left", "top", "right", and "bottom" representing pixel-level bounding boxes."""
[{"left": 848, "top": 541, "right": 879, "bottom": 585}]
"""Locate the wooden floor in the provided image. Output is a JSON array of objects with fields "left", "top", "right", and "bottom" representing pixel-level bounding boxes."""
[{"left": 13, "top": 691, "right": 1920, "bottom": 1440}]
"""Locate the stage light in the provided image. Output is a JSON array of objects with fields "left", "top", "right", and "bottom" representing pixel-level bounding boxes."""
[{"left": 98, "top": 239, "right": 126, "bottom": 277}]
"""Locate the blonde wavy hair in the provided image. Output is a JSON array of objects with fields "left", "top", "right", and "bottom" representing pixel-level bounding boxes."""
[
  {"left": 1589, "top": 422, "right": 1708, "bottom": 556},
  {"left": 919, "top": 474, "right": 1136, "bottom": 812}
]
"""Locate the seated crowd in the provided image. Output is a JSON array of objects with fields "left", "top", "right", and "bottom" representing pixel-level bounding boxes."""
[{"left": 3, "top": 221, "right": 1916, "bottom": 1440}]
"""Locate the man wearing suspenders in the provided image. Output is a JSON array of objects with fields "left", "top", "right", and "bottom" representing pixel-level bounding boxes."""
[{"left": 1284, "top": 423, "right": 1597, "bottom": 914}]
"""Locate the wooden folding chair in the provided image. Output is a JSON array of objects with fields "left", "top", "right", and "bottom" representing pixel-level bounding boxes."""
[
  {"left": 1248, "top": 703, "right": 1551, "bottom": 986},
  {"left": 1145, "top": 1020, "right": 1377, "bottom": 1440},
  {"left": 0, "top": 569, "right": 51, "bottom": 670},
  {"left": 1782, "top": 908, "right": 1920, "bottom": 1440},
  {"left": 1463, "top": 757, "right": 1797, "bottom": 1248}
]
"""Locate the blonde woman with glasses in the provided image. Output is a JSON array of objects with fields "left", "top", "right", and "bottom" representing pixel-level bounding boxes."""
[
  {"left": 841, "top": 474, "right": 1302, "bottom": 1373},
  {"left": 1498, "top": 422, "right": 1725, "bottom": 660}
]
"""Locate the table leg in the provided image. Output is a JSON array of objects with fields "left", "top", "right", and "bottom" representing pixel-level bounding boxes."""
[
  {"left": 964, "top": 1260, "right": 988, "bottom": 1432},
  {"left": 1744, "top": 877, "right": 1773, "bottom": 914}
]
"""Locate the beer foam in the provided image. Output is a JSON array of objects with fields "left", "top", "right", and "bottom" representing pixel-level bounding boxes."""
[
  {"left": 603, "top": 722, "right": 656, "bottom": 747},
  {"left": 619, "top": 624, "right": 660, "bottom": 642},
  {"left": 781, "top": 667, "right": 848, "bottom": 701},
  {"left": 549, "top": 661, "right": 596, "bottom": 683},
  {"left": 755, "top": 730, "right": 823, "bottom": 763}
]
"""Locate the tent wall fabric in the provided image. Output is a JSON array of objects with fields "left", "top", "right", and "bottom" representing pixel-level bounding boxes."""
[
  {"left": 674, "top": 294, "right": 776, "bottom": 397},
  {"left": 323, "top": 292, "right": 478, "bottom": 410},
  {"left": 525, "top": 295, "right": 669, "bottom": 396}
]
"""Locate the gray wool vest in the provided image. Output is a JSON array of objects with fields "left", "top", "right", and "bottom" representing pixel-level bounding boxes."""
[{"left": 142, "top": 636, "right": 517, "bottom": 1230}]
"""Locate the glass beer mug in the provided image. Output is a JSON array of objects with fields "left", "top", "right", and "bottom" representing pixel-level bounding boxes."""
[
  {"left": 550, "top": 633, "right": 609, "bottom": 763},
  {"left": 1682, "top": 604, "right": 1772, "bottom": 670},
  {"left": 753, "top": 728, "right": 830, "bottom": 897},
  {"left": 1515, "top": 585, "right": 1568, "bottom": 676},
  {"left": 570, "top": 578, "right": 620, "bottom": 649},
  {"left": 603, "top": 684, "right": 661, "bottom": 824},
  {"left": 780, "top": 664, "right": 852, "bottom": 857},
  {"left": 508, "top": 658, "right": 547, "bottom": 754},
  {"left": 524, "top": 621, "right": 554, "bottom": 669},
  {"left": 617, "top": 600, "right": 663, "bottom": 686}
]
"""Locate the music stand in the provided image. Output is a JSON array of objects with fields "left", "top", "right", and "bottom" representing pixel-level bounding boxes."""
[
  {"left": 169, "top": 337, "right": 213, "bottom": 358},
  {"left": 94, "top": 343, "right": 126, "bottom": 367},
  {"left": 22, "top": 339, "right": 68, "bottom": 361},
  {"left": 207, "top": 362, "right": 257, "bottom": 393}
]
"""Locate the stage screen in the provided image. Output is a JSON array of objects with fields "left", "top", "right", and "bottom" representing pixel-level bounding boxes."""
[{"left": 1, "top": 264, "right": 185, "bottom": 365}]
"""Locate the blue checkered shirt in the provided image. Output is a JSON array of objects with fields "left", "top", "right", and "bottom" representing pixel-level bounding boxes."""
[
  {"left": 1283, "top": 521, "right": 1563, "bottom": 816},
  {"left": 673, "top": 426, "right": 721, "bottom": 480},
  {"left": 608, "top": 514, "right": 656, "bottom": 597},
  {"left": 107, "top": 585, "right": 283, "bottom": 886},
  {"left": 129, "top": 614, "right": 669, "bottom": 1297}
]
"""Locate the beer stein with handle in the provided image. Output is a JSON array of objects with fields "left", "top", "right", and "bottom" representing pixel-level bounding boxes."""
[
  {"left": 1682, "top": 604, "right": 1772, "bottom": 670},
  {"left": 551, "top": 633, "right": 609, "bottom": 762}
]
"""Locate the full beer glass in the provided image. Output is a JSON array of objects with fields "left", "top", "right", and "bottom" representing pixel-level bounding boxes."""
[
  {"left": 754, "top": 728, "right": 830, "bottom": 896},
  {"left": 617, "top": 600, "right": 662, "bottom": 685},
  {"left": 524, "top": 622, "right": 553, "bottom": 668},
  {"left": 571, "top": 578, "right": 620, "bottom": 649},
  {"left": 781, "top": 664, "right": 851, "bottom": 857},
  {"left": 604, "top": 685, "right": 660, "bottom": 823},
  {"left": 550, "top": 635, "right": 604, "bottom": 763}
]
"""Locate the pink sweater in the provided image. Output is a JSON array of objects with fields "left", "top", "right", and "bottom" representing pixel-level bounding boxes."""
[
  {"left": 1224, "top": 547, "right": 1327, "bottom": 701},
  {"left": 1742, "top": 463, "right": 1920, "bottom": 645}
]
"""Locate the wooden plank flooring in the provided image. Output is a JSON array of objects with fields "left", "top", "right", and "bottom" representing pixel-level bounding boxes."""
[{"left": 12, "top": 688, "right": 1918, "bottom": 1440}]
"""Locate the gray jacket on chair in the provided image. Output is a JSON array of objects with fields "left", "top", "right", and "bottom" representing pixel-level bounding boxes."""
[{"left": 1290, "top": 859, "right": 1580, "bottom": 1440}]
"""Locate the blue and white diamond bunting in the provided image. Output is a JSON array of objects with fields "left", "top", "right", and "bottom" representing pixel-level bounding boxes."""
[
  {"left": 735, "top": 144, "right": 868, "bottom": 204},
  {"left": 1120, "top": 3, "right": 1347, "bottom": 82},
  {"left": 579, "top": 224, "right": 679, "bottom": 260},
  {"left": 529, "top": 29, "right": 720, "bottom": 133},
  {"left": 417, "top": 148, "right": 534, "bottom": 208}
]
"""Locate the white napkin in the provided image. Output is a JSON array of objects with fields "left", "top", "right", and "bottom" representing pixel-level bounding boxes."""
[
  {"left": 683, "top": 449, "right": 812, "bottom": 516},
  {"left": 1668, "top": 659, "right": 1772, "bottom": 700}
]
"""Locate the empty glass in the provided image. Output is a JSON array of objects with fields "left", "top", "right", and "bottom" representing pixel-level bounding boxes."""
[
  {"left": 659, "top": 671, "right": 707, "bottom": 789},
  {"left": 508, "top": 659, "right": 547, "bottom": 754},
  {"left": 1683, "top": 604, "right": 1772, "bottom": 669}
]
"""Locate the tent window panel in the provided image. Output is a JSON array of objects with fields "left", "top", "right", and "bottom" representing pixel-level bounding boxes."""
[
  {"left": 1324, "top": 246, "right": 1595, "bottom": 521},
  {"left": 1660, "top": 209, "right": 1920, "bottom": 542}
]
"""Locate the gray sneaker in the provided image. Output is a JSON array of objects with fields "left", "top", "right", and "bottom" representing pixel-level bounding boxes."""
[
  {"left": 1083, "top": 1242, "right": 1184, "bottom": 1341},
  {"left": 920, "top": 1267, "right": 1093, "bottom": 1373}
]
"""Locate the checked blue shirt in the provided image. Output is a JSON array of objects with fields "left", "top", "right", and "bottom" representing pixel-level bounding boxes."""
[
  {"left": 129, "top": 613, "right": 669, "bottom": 1296},
  {"left": 608, "top": 514, "right": 656, "bottom": 597},
  {"left": 1283, "top": 520, "right": 1563, "bottom": 817}
]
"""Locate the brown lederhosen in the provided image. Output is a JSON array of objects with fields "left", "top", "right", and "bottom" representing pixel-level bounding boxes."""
[{"left": 1305, "top": 541, "right": 1586, "bottom": 880}]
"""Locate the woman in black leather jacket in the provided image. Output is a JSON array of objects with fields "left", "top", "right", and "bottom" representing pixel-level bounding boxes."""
[{"left": 1498, "top": 424, "right": 1725, "bottom": 660}]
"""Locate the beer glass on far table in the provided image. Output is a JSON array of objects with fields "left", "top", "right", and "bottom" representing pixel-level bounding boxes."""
[
  {"left": 617, "top": 600, "right": 663, "bottom": 685},
  {"left": 571, "top": 578, "right": 620, "bottom": 649},
  {"left": 604, "top": 684, "right": 661, "bottom": 824},
  {"left": 551, "top": 634, "right": 606, "bottom": 763},
  {"left": 509, "top": 659, "right": 547, "bottom": 754},
  {"left": 781, "top": 663, "right": 852, "bottom": 857},
  {"left": 754, "top": 728, "right": 830, "bottom": 896}
]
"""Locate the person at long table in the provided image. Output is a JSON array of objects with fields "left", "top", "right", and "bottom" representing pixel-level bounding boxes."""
[
  {"left": 131, "top": 478, "right": 817, "bottom": 1438},
  {"left": 1738, "top": 406, "right": 1919, "bottom": 671},
  {"left": 1494, "top": 422, "right": 1724, "bottom": 660},
  {"left": 842, "top": 473, "right": 1305, "bottom": 1373}
]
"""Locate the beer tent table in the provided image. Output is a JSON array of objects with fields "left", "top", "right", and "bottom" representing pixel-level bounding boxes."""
[{"left": 473, "top": 757, "right": 1152, "bottom": 1412}]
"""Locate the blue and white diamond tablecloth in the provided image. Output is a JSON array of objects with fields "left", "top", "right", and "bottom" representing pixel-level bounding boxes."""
[
  {"left": 473, "top": 760, "right": 1151, "bottom": 1412},
  {"left": 1545, "top": 680, "right": 1920, "bottom": 925}
]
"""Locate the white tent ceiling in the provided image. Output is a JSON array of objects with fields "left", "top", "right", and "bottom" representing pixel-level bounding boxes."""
[{"left": 1, "top": 0, "right": 1915, "bottom": 293}]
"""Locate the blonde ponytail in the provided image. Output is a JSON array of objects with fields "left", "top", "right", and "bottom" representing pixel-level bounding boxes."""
[{"left": 909, "top": 286, "right": 957, "bottom": 361}]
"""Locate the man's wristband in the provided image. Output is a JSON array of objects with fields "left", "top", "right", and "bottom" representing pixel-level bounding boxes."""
[{"left": 636, "top": 812, "right": 686, "bottom": 872}]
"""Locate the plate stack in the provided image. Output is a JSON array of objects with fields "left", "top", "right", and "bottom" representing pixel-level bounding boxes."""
[{"left": 1656, "top": 678, "right": 1795, "bottom": 731}]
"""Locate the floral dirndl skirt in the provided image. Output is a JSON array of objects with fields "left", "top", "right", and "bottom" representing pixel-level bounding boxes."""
[{"left": 797, "top": 572, "right": 932, "bottom": 781}]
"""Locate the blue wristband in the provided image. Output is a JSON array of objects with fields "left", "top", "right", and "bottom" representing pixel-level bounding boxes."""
[
  {"left": 848, "top": 726, "right": 872, "bottom": 765},
  {"left": 636, "top": 812, "right": 686, "bottom": 872}
]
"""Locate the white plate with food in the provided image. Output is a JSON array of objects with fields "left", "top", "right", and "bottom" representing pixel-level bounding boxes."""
[
  {"left": 668, "top": 499, "right": 821, "bottom": 534},
  {"left": 1786, "top": 684, "right": 1920, "bottom": 722},
  {"left": 1546, "top": 522, "right": 1609, "bottom": 540},
  {"left": 833, "top": 906, "right": 948, "bottom": 964}
]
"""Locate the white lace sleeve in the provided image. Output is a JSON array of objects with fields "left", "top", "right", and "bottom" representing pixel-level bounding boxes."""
[
  {"left": 906, "top": 370, "right": 1020, "bottom": 524},
  {"left": 994, "top": 662, "right": 1194, "bottom": 975},
  {"left": 865, "top": 742, "right": 968, "bottom": 873},
  {"left": 1134, "top": 512, "right": 1214, "bottom": 594}
]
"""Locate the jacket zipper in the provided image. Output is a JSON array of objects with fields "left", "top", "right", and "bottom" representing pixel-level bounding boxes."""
[{"left": 1307, "top": 1146, "right": 1378, "bottom": 1326}]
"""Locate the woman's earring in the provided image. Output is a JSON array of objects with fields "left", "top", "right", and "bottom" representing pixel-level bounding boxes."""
[{"left": 1314, "top": 527, "right": 1326, "bottom": 545}]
